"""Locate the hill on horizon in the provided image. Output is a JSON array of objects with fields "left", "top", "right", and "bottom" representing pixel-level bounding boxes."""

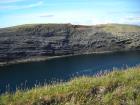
[{"left": 0, "top": 23, "right": 140, "bottom": 66}]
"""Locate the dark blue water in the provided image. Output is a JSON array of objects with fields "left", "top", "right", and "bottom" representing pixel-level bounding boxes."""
[{"left": 0, "top": 51, "right": 140, "bottom": 94}]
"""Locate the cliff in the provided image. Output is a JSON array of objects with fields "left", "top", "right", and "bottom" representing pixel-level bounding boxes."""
[{"left": 0, "top": 24, "right": 140, "bottom": 64}]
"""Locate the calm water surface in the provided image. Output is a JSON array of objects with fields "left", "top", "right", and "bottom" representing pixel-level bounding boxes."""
[{"left": 0, "top": 51, "right": 140, "bottom": 94}]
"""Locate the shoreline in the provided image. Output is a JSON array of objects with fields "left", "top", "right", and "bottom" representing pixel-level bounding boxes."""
[
  {"left": 0, "top": 51, "right": 113, "bottom": 67},
  {"left": 0, "top": 50, "right": 138, "bottom": 67}
]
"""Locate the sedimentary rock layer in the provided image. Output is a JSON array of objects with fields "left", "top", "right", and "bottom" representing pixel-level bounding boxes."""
[{"left": 0, "top": 24, "right": 140, "bottom": 63}]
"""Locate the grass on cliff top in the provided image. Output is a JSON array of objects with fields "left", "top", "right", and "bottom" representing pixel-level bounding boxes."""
[
  {"left": 97, "top": 24, "right": 140, "bottom": 32},
  {"left": 2, "top": 23, "right": 140, "bottom": 33},
  {"left": 0, "top": 66, "right": 140, "bottom": 105}
]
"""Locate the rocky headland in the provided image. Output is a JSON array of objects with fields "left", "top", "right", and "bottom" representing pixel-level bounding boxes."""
[{"left": 0, "top": 24, "right": 140, "bottom": 66}]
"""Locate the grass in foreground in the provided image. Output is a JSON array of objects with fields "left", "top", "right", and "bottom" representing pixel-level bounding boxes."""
[{"left": 0, "top": 66, "right": 140, "bottom": 105}]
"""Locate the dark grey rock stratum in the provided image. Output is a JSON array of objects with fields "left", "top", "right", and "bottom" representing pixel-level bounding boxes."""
[{"left": 0, "top": 24, "right": 140, "bottom": 63}]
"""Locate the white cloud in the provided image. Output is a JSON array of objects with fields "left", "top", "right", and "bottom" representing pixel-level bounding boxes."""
[
  {"left": 115, "top": 15, "right": 140, "bottom": 25},
  {"left": 39, "top": 14, "right": 55, "bottom": 18},
  {"left": 2, "top": 11, "right": 95, "bottom": 25},
  {"left": 125, "top": 16, "right": 140, "bottom": 21},
  {"left": 1, "top": 10, "right": 140, "bottom": 28},
  {"left": 0, "top": 0, "right": 25, "bottom": 3},
  {"left": 0, "top": 1, "right": 43, "bottom": 10},
  {"left": 26, "top": 1, "right": 43, "bottom": 8}
]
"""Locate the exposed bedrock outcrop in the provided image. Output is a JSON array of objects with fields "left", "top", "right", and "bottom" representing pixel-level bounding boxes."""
[{"left": 0, "top": 24, "right": 140, "bottom": 63}]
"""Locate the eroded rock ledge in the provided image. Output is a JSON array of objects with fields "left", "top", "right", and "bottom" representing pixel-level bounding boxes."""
[{"left": 0, "top": 24, "right": 140, "bottom": 65}]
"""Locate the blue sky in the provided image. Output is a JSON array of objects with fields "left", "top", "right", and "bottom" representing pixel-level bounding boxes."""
[{"left": 0, "top": 0, "right": 140, "bottom": 27}]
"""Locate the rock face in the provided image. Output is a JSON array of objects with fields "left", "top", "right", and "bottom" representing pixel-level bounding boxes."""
[{"left": 0, "top": 24, "right": 140, "bottom": 63}]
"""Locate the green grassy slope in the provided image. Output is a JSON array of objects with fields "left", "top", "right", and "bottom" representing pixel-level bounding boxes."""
[
  {"left": 0, "top": 66, "right": 140, "bottom": 105},
  {"left": 96, "top": 24, "right": 140, "bottom": 32},
  {"left": 1, "top": 23, "right": 140, "bottom": 33}
]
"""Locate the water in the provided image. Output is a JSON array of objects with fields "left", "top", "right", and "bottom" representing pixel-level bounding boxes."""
[{"left": 0, "top": 51, "right": 140, "bottom": 94}]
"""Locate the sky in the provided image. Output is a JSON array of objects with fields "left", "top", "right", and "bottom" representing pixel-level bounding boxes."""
[{"left": 0, "top": 0, "right": 140, "bottom": 27}]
